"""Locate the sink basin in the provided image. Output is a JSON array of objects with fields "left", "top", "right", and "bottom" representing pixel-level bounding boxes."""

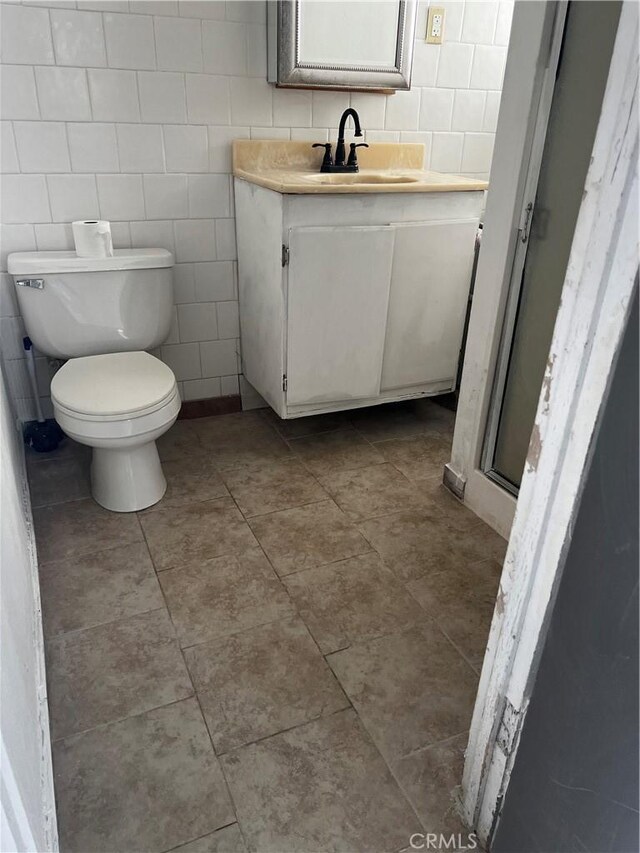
[{"left": 306, "top": 173, "right": 420, "bottom": 185}]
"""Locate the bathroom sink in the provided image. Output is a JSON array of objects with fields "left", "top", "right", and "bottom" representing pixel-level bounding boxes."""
[
  {"left": 232, "top": 141, "right": 490, "bottom": 194},
  {"left": 306, "top": 173, "right": 420, "bottom": 185}
]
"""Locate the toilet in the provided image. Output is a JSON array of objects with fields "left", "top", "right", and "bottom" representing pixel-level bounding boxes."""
[{"left": 8, "top": 249, "right": 180, "bottom": 513}]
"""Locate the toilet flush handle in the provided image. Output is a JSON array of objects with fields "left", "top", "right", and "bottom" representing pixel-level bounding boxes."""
[{"left": 15, "top": 278, "right": 44, "bottom": 289}]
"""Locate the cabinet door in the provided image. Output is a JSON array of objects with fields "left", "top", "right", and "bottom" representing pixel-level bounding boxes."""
[
  {"left": 286, "top": 225, "right": 395, "bottom": 406},
  {"left": 381, "top": 218, "right": 478, "bottom": 391}
]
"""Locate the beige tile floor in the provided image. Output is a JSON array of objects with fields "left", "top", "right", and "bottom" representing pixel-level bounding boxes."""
[{"left": 29, "top": 399, "right": 507, "bottom": 853}]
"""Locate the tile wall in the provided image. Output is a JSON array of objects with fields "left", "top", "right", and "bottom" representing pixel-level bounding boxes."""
[{"left": 0, "top": 0, "right": 512, "bottom": 422}]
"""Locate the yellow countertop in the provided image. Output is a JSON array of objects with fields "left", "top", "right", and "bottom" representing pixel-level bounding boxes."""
[{"left": 232, "top": 140, "right": 488, "bottom": 195}]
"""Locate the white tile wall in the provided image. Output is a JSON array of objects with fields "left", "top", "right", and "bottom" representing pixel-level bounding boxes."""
[
  {"left": 1, "top": 122, "right": 19, "bottom": 173},
  {"left": 1, "top": 66, "right": 41, "bottom": 119},
  {"left": 143, "top": 173, "right": 188, "bottom": 219},
  {"left": 174, "top": 219, "right": 217, "bottom": 261},
  {"left": 461, "top": 1, "right": 498, "bottom": 45},
  {"left": 2, "top": 174, "right": 51, "bottom": 223},
  {"left": 436, "top": 42, "right": 474, "bottom": 88},
  {"left": 47, "top": 173, "right": 99, "bottom": 220},
  {"left": 96, "top": 174, "right": 145, "bottom": 219},
  {"left": 164, "top": 124, "right": 209, "bottom": 172},
  {"left": 452, "top": 89, "right": 486, "bottom": 132},
  {"left": 35, "top": 66, "right": 92, "bottom": 119},
  {"left": 0, "top": 5, "right": 54, "bottom": 65},
  {"left": 419, "top": 88, "right": 455, "bottom": 131},
  {"left": 0, "top": 0, "right": 511, "bottom": 419},
  {"left": 430, "top": 131, "right": 465, "bottom": 172},
  {"left": 14, "top": 121, "right": 71, "bottom": 172},
  {"left": 88, "top": 68, "right": 140, "bottom": 120},
  {"left": 138, "top": 71, "right": 187, "bottom": 123},
  {"left": 202, "top": 20, "right": 246, "bottom": 75},
  {"left": 67, "top": 122, "right": 119, "bottom": 171},
  {"left": 177, "top": 302, "right": 218, "bottom": 342},
  {"left": 116, "top": 123, "right": 164, "bottom": 172},
  {"left": 51, "top": 8, "right": 107, "bottom": 67},
  {"left": 155, "top": 16, "right": 203, "bottom": 72},
  {"left": 185, "top": 74, "right": 230, "bottom": 124},
  {"left": 103, "top": 12, "right": 155, "bottom": 70}
]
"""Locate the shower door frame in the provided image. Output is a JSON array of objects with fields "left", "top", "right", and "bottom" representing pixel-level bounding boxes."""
[
  {"left": 444, "top": 0, "right": 567, "bottom": 539},
  {"left": 478, "top": 0, "right": 569, "bottom": 498}
]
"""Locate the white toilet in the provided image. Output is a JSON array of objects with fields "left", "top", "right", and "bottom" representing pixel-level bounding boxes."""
[{"left": 8, "top": 249, "right": 180, "bottom": 513}]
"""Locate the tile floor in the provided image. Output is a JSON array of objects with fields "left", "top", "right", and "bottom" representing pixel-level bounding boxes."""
[{"left": 29, "top": 398, "right": 507, "bottom": 853}]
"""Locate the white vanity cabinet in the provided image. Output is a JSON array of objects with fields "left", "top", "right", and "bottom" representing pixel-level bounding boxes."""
[{"left": 234, "top": 178, "right": 483, "bottom": 419}]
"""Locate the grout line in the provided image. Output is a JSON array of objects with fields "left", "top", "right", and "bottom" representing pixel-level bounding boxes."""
[
  {"left": 278, "top": 548, "right": 379, "bottom": 584},
  {"left": 435, "top": 622, "right": 486, "bottom": 677},
  {"left": 218, "top": 704, "right": 354, "bottom": 759},
  {"left": 44, "top": 604, "right": 166, "bottom": 644},
  {"left": 178, "top": 611, "right": 298, "bottom": 654},
  {"left": 159, "top": 821, "right": 242, "bottom": 853},
  {"left": 401, "top": 728, "right": 471, "bottom": 761},
  {"left": 132, "top": 506, "right": 249, "bottom": 836},
  {"left": 317, "top": 672, "right": 431, "bottom": 834},
  {"left": 51, "top": 691, "right": 197, "bottom": 745},
  {"left": 241, "top": 495, "right": 330, "bottom": 523},
  {"left": 265, "top": 541, "right": 374, "bottom": 580},
  {"left": 385, "top": 730, "right": 472, "bottom": 835},
  {"left": 195, "top": 454, "right": 358, "bottom": 717},
  {"left": 320, "top": 626, "right": 474, "bottom": 836},
  {"left": 178, "top": 644, "right": 245, "bottom": 835},
  {"left": 150, "top": 486, "right": 252, "bottom": 842}
]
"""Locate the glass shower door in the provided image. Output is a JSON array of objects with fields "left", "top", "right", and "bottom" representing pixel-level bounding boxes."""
[{"left": 483, "top": 0, "right": 622, "bottom": 492}]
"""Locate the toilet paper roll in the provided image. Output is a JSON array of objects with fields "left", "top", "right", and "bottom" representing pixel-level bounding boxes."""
[{"left": 72, "top": 220, "right": 114, "bottom": 258}]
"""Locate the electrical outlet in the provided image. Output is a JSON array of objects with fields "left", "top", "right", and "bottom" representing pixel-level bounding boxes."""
[{"left": 426, "top": 6, "right": 445, "bottom": 44}]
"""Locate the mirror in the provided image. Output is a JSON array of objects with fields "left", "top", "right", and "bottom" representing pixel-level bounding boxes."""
[{"left": 268, "top": 0, "right": 417, "bottom": 91}]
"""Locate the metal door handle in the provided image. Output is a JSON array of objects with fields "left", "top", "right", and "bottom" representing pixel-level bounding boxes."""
[
  {"left": 521, "top": 203, "right": 534, "bottom": 243},
  {"left": 15, "top": 279, "right": 44, "bottom": 289}
]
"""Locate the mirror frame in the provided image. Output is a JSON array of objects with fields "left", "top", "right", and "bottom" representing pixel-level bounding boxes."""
[{"left": 268, "top": 0, "right": 418, "bottom": 90}]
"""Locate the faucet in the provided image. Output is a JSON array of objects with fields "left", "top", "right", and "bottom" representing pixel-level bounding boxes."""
[{"left": 312, "top": 108, "right": 369, "bottom": 173}]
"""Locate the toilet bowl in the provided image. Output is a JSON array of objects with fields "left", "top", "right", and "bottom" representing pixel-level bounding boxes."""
[
  {"left": 51, "top": 352, "right": 180, "bottom": 512},
  {"left": 8, "top": 248, "right": 180, "bottom": 513}
]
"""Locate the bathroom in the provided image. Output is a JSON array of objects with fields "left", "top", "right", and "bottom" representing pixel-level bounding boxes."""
[{"left": 1, "top": 1, "right": 637, "bottom": 852}]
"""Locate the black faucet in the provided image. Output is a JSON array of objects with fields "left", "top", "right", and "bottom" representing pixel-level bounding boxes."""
[{"left": 311, "top": 108, "right": 369, "bottom": 173}]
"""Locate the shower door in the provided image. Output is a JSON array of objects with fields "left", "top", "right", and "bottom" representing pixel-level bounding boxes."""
[{"left": 482, "top": 0, "right": 622, "bottom": 493}]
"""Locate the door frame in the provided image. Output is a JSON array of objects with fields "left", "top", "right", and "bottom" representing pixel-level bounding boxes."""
[{"left": 461, "top": 2, "right": 638, "bottom": 845}]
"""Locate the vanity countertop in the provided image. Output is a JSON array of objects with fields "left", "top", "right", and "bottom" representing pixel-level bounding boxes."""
[{"left": 232, "top": 140, "right": 488, "bottom": 195}]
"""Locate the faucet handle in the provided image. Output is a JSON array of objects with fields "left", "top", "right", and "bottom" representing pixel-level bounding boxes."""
[
  {"left": 347, "top": 142, "right": 369, "bottom": 168},
  {"left": 312, "top": 142, "right": 333, "bottom": 172}
]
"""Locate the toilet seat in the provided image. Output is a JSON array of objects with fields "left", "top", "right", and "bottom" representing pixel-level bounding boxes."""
[
  {"left": 51, "top": 351, "right": 177, "bottom": 421},
  {"left": 50, "top": 351, "right": 181, "bottom": 512}
]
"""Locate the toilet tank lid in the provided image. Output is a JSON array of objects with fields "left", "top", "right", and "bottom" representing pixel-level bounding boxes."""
[{"left": 7, "top": 248, "right": 174, "bottom": 275}]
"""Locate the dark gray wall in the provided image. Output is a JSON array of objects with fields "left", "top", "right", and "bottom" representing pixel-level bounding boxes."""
[{"left": 493, "top": 288, "right": 639, "bottom": 853}]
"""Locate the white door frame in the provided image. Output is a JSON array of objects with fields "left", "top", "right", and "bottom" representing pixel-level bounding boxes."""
[
  {"left": 461, "top": 2, "right": 639, "bottom": 845},
  {"left": 445, "top": 0, "right": 567, "bottom": 539}
]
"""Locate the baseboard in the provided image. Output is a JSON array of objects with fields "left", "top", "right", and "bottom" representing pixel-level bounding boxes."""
[{"left": 178, "top": 395, "right": 242, "bottom": 420}]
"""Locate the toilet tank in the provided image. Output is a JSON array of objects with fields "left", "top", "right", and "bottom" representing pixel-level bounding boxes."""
[{"left": 8, "top": 249, "right": 174, "bottom": 359}]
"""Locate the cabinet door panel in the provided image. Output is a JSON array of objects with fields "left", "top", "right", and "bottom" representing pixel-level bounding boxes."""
[
  {"left": 381, "top": 219, "right": 478, "bottom": 391},
  {"left": 286, "top": 225, "right": 395, "bottom": 406}
]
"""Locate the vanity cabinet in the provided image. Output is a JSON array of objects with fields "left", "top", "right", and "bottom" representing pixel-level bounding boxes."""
[{"left": 234, "top": 178, "right": 483, "bottom": 419}]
